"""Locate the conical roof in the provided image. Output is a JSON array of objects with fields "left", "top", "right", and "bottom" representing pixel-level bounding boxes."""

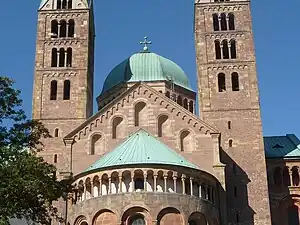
[{"left": 85, "top": 129, "right": 198, "bottom": 172}]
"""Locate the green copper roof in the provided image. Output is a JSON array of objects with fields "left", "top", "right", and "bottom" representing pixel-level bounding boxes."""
[
  {"left": 264, "top": 134, "right": 300, "bottom": 159},
  {"left": 101, "top": 52, "right": 191, "bottom": 93},
  {"left": 85, "top": 129, "right": 198, "bottom": 172}
]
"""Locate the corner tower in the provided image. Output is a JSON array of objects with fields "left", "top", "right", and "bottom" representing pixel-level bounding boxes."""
[
  {"left": 32, "top": 0, "right": 95, "bottom": 137},
  {"left": 194, "top": 0, "right": 271, "bottom": 224}
]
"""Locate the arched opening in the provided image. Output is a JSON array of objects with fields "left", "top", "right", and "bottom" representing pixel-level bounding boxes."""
[
  {"left": 63, "top": 80, "right": 71, "bottom": 100},
  {"left": 189, "top": 100, "right": 194, "bottom": 113},
  {"left": 283, "top": 166, "right": 291, "bottom": 186},
  {"left": 157, "top": 207, "right": 182, "bottom": 225},
  {"left": 231, "top": 72, "right": 239, "bottom": 91},
  {"left": 50, "top": 80, "right": 57, "bottom": 100},
  {"left": 134, "top": 102, "right": 146, "bottom": 127},
  {"left": 218, "top": 73, "right": 226, "bottom": 92},
  {"left": 288, "top": 205, "right": 300, "bottom": 225},
  {"left": 158, "top": 115, "right": 168, "bottom": 137},
  {"left": 188, "top": 212, "right": 207, "bottom": 225},
  {"left": 222, "top": 40, "right": 229, "bottom": 59},
  {"left": 66, "top": 48, "right": 72, "bottom": 67},
  {"left": 112, "top": 117, "right": 123, "bottom": 139},
  {"left": 91, "top": 134, "right": 102, "bottom": 155},
  {"left": 68, "top": 19, "right": 75, "bottom": 37},
  {"left": 51, "top": 20, "right": 58, "bottom": 38},
  {"left": 220, "top": 13, "right": 227, "bottom": 30},
  {"left": 230, "top": 39, "right": 237, "bottom": 59},
  {"left": 59, "top": 20, "right": 67, "bottom": 37},
  {"left": 53, "top": 154, "right": 58, "bottom": 163},
  {"left": 59, "top": 48, "right": 65, "bottom": 67},
  {"left": 180, "top": 130, "right": 190, "bottom": 152},
  {"left": 292, "top": 166, "right": 300, "bottom": 186},
  {"left": 215, "top": 40, "right": 221, "bottom": 59},
  {"left": 228, "top": 13, "right": 235, "bottom": 30},
  {"left": 51, "top": 48, "right": 58, "bottom": 67},
  {"left": 57, "top": 0, "right": 62, "bottom": 9},
  {"left": 54, "top": 128, "right": 59, "bottom": 137},
  {"left": 213, "top": 14, "right": 219, "bottom": 31},
  {"left": 273, "top": 167, "right": 282, "bottom": 185},
  {"left": 62, "top": 0, "right": 67, "bottom": 9},
  {"left": 183, "top": 99, "right": 188, "bottom": 109},
  {"left": 229, "top": 139, "right": 233, "bottom": 147},
  {"left": 134, "top": 178, "right": 144, "bottom": 191},
  {"left": 165, "top": 91, "right": 170, "bottom": 98},
  {"left": 177, "top": 95, "right": 183, "bottom": 106},
  {"left": 129, "top": 214, "right": 146, "bottom": 225},
  {"left": 67, "top": 0, "right": 72, "bottom": 9}
]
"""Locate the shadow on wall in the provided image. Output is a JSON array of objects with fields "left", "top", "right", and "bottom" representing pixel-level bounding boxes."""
[
  {"left": 9, "top": 219, "right": 37, "bottom": 225},
  {"left": 220, "top": 148, "right": 255, "bottom": 225},
  {"left": 268, "top": 158, "right": 300, "bottom": 225}
]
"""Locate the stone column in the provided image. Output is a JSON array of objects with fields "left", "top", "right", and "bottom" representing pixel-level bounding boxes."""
[
  {"left": 164, "top": 176, "right": 167, "bottom": 192},
  {"left": 173, "top": 176, "right": 177, "bottom": 193},
  {"left": 83, "top": 184, "right": 87, "bottom": 201},
  {"left": 218, "top": 15, "right": 221, "bottom": 31},
  {"left": 228, "top": 42, "right": 232, "bottom": 59},
  {"left": 199, "top": 184, "right": 202, "bottom": 198},
  {"left": 57, "top": 51, "right": 60, "bottom": 67},
  {"left": 154, "top": 175, "right": 157, "bottom": 192},
  {"left": 99, "top": 178, "right": 102, "bottom": 196},
  {"left": 108, "top": 177, "right": 112, "bottom": 194},
  {"left": 91, "top": 181, "right": 94, "bottom": 198},
  {"left": 190, "top": 177, "right": 193, "bottom": 196},
  {"left": 64, "top": 51, "right": 68, "bottom": 67},
  {"left": 131, "top": 176, "right": 135, "bottom": 192},
  {"left": 144, "top": 172, "right": 147, "bottom": 192},
  {"left": 181, "top": 175, "right": 186, "bottom": 194},
  {"left": 58, "top": 24, "right": 61, "bottom": 37},
  {"left": 119, "top": 176, "right": 122, "bottom": 193},
  {"left": 226, "top": 16, "right": 229, "bottom": 31}
]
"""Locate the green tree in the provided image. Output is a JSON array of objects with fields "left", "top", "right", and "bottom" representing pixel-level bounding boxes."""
[{"left": 0, "top": 77, "right": 70, "bottom": 225}]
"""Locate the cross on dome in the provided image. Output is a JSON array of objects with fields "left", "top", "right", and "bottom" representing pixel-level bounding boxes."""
[{"left": 140, "top": 36, "right": 152, "bottom": 52}]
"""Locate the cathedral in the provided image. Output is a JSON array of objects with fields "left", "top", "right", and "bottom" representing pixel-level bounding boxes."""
[{"left": 31, "top": 1, "right": 300, "bottom": 225}]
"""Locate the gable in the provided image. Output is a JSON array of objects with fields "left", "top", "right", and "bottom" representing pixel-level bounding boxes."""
[{"left": 64, "top": 82, "right": 219, "bottom": 142}]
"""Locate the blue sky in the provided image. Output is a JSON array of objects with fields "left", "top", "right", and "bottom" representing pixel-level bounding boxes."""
[{"left": 0, "top": 1, "right": 299, "bottom": 137}]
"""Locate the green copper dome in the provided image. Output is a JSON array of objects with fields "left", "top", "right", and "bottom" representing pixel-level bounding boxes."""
[{"left": 101, "top": 52, "right": 191, "bottom": 93}]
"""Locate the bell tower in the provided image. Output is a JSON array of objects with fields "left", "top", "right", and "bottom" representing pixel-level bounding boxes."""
[
  {"left": 194, "top": 0, "right": 271, "bottom": 224},
  {"left": 32, "top": 0, "right": 95, "bottom": 137}
]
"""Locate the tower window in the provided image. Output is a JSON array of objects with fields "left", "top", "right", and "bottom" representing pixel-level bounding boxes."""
[
  {"left": 54, "top": 128, "right": 59, "bottom": 137},
  {"left": 215, "top": 40, "right": 221, "bottom": 59},
  {"left": 177, "top": 95, "right": 183, "bottom": 106},
  {"left": 57, "top": 0, "right": 61, "bottom": 9},
  {"left": 234, "top": 186, "right": 237, "bottom": 197},
  {"left": 54, "top": 154, "right": 58, "bottom": 163},
  {"left": 218, "top": 73, "right": 226, "bottom": 92},
  {"left": 228, "top": 121, "right": 231, "bottom": 129},
  {"left": 59, "top": 48, "right": 65, "bottom": 67},
  {"left": 68, "top": 0, "right": 72, "bottom": 9},
  {"left": 292, "top": 166, "right": 300, "bottom": 186},
  {"left": 51, "top": 48, "right": 58, "bottom": 67},
  {"left": 68, "top": 20, "right": 75, "bottom": 37},
  {"left": 220, "top": 13, "right": 227, "bottom": 31},
  {"left": 213, "top": 14, "right": 219, "bottom": 31},
  {"left": 112, "top": 117, "right": 123, "bottom": 139},
  {"left": 183, "top": 99, "right": 188, "bottom": 109},
  {"left": 50, "top": 80, "right": 58, "bottom": 100},
  {"left": 222, "top": 40, "right": 229, "bottom": 59},
  {"left": 134, "top": 178, "right": 144, "bottom": 190},
  {"left": 134, "top": 102, "right": 146, "bottom": 127},
  {"left": 230, "top": 39, "right": 237, "bottom": 59},
  {"left": 60, "top": 20, "right": 67, "bottom": 38},
  {"left": 231, "top": 72, "right": 239, "bottom": 91},
  {"left": 62, "top": 0, "right": 67, "bottom": 9},
  {"left": 189, "top": 101, "right": 194, "bottom": 113},
  {"left": 283, "top": 166, "right": 291, "bottom": 186},
  {"left": 63, "top": 80, "right": 71, "bottom": 100},
  {"left": 180, "top": 130, "right": 190, "bottom": 152},
  {"left": 228, "top": 13, "right": 235, "bottom": 30},
  {"left": 51, "top": 20, "right": 58, "bottom": 38},
  {"left": 165, "top": 91, "right": 170, "bottom": 98},
  {"left": 229, "top": 139, "right": 233, "bottom": 147},
  {"left": 158, "top": 115, "right": 168, "bottom": 137},
  {"left": 66, "top": 48, "right": 72, "bottom": 67},
  {"left": 273, "top": 167, "right": 282, "bottom": 186}
]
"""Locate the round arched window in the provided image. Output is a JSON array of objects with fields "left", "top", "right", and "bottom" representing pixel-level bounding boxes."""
[{"left": 129, "top": 215, "right": 145, "bottom": 225}]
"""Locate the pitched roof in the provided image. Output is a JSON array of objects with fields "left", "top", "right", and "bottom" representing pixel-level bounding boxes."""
[
  {"left": 85, "top": 129, "right": 199, "bottom": 173},
  {"left": 264, "top": 134, "right": 300, "bottom": 159}
]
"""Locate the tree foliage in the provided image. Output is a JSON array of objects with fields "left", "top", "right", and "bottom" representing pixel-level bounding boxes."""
[{"left": 0, "top": 77, "right": 70, "bottom": 225}]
